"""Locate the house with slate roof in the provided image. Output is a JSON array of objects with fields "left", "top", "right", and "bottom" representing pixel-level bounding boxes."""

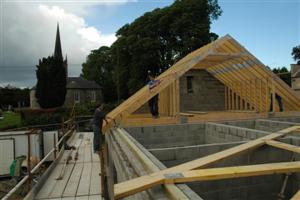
[{"left": 30, "top": 24, "right": 102, "bottom": 108}]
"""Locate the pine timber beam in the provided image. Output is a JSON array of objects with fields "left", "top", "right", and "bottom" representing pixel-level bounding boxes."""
[
  {"left": 291, "top": 190, "right": 300, "bottom": 200},
  {"left": 227, "top": 36, "right": 300, "bottom": 110},
  {"left": 164, "top": 161, "right": 300, "bottom": 184},
  {"left": 114, "top": 126, "right": 300, "bottom": 199},
  {"left": 114, "top": 128, "right": 189, "bottom": 199},
  {"left": 191, "top": 54, "right": 246, "bottom": 69},
  {"left": 218, "top": 40, "right": 297, "bottom": 111},
  {"left": 208, "top": 66, "right": 254, "bottom": 111},
  {"left": 265, "top": 140, "right": 300, "bottom": 154},
  {"left": 102, "top": 35, "right": 230, "bottom": 133}
]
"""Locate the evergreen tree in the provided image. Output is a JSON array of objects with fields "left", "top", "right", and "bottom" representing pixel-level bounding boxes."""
[
  {"left": 36, "top": 56, "right": 66, "bottom": 108},
  {"left": 35, "top": 24, "right": 67, "bottom": 108}
]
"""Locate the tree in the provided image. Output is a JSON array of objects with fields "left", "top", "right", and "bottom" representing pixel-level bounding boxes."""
[
  {"left": 292, "top": 45, "right": 300, "bottom": 64},
  {"left": 272, "top": 67, "right": 291, "bottom": 86},
  {"left": 81, "top": 0, "right": 222, "bottom": 102},
  {"left": 0, "top": 86, "right": 30, "bottom": 109},
  {"left": 81, "top": 46, "right": 117, "bottom": 102},
  {"left": 35, "top": 56, "right": 67, "bottom": 108}
]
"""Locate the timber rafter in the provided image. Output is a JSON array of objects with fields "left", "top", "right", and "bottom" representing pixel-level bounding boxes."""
[
  {"left": 114, "top": 126, "right": 300, "bottom": 199},
  {"left": 103, "top": 34, "right": 300, "bottom": 132}
]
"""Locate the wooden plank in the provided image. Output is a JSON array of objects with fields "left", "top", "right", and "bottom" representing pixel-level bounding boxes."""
[
  {"left": 92, "top": 152, "right": 100, "bottom": 163},
  {"left": 228, "top": 36, "right": 300, "bottom": 111},
  {"left": 76, "top": 141, "right": 85, "bottom": 163},
  {"left": 75, "top": 196, "right": 87, "bottom": 200},
  {"left": 165, "top": 161, "right": 300, "bottom": 184},
  {"left": 116, "top": 128, "right": 189, "bottom": 199},
  {"left": 102, "top": 35, "right": 230, "bottom": 133},
  {"left": 291, "top": 190, "right": 300, "bottom": 200},
  {"left": 225, "top": 86, "right": 227, "bottom": 110},
  {"left": 76, "top": 163, "right": 92, "bottom": 196},
  {"left": 84, "top": 146, "right": 92, "bottom": 163},
  {"left": 88, "top": 195, "right": 103, "bottom": 200},
  {"left": 114, "top": 126, "right": 300, "bottom": 199},
  {"left": 180, "top": 112, "right": 194, "bottom": 117},
  {"left": 49, "top": 163, "right": 75, "bottom": 198},
  {"left": 266, "top": 140, "right": 300, "bottom": 154},
  {"left": 90, "top": 162, "right": 101, "bottom": 195},
  {"left": 187, "top": 111, "right": 207, "bottom": 114},
  {"left": 63, "top": 162, "right": 84, "bottom": 197},
  {"left": 35, "top": 164, "right": 64, "bottom": 199},
  {"left": 265, "top": 78, "right": 269, "bottom": 112}
]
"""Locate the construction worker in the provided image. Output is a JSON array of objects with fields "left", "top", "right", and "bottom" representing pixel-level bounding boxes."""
[
  {"left": 269, "top": 93, "right": 283, "bottom": 112},
  {"left": 147, "top": 71, "right": 159, "bottom": 118},
  {"left": 92, "top": 104, "right": 108, "bottom": 154},
  {"left": 93, "top": 104, "right": 110, "bottom": 198}
]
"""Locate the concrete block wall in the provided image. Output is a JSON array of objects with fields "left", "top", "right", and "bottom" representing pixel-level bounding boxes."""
[
  {"left": 107, "top": 131, "right": 170, "bottom": 200},
  {"left": 149, "top": 141, "right": 245, "bottom": 167},
  {"left": 269, "top": 116, "right": 300, "bottom": 123},
  {"left": 254, "top": 119, "right": 299, "bottom": 132},
  {"left": 188, "top": 143, "right": 298, "bottom": 200},
  {"left": 205, "top": 122, "right": 270, "bottom": 143},
  {"left": 179, "top": 69, "right": 225, "bottom": 111},
  {"left": 126, "top": 123, "right": 205, "bottom": 148},
  {"left": 124, "top": 118, "right": 300, "bottom": 199},
  {"left": 221, "top": 120, "right": 255, "bottom": 129},
  {"left": 108, "top": 129, "right": 203, "bottom": 200},
  {"left": 221, "top": 119, "right": 300, "bottom": 133},
  {"left": 149, "top": 138, "right": 297, "bottom": 199}
]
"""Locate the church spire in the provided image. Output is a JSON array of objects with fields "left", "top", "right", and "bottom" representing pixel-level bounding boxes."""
[{"left": 54, "top": 23, "right": 63, "bottom": 61}]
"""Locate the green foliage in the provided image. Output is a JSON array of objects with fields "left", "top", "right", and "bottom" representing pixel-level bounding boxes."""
[
  {"left": 81, "top": 47, "right": 117, "bottom": 102},
  {"left": 272, "top": 67, "right": 291, "bottom": 86},
  {"left": 36, "top": 56, "right": 67, "bottom": 108},
  {"left": 0, "top": 112, "right": 22, "bottom": 130},
  {"left": 81, "top": 0, "right": 222, "bottom": 102},
  {"left": 20, "top": 103, "right": 116, "bottom": 127},
  {"left": 20, "top": 108, "right": 66, "bottom": 126},
  {"left": 0, "top": 86, "right": 30, "bottom": 109},
  {"left": 292, "top": 45, "right": 300, "bottom": 64}
]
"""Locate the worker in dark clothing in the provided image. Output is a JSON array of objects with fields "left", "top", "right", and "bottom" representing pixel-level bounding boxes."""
[
  {"left": 92, "top": 104, "right": 108, "bottom": 154},
  {"left": 92, "top": 104, "right": 110, "bottom": 199},
  {"left": 269, "top": 93, "right": 283, "bottom": 112},
  {"left": 148, "top": 94, "right": 159, "bottom": 117},
  {"left": 147, "top": 71, "right": 159, "bottom": 118}
]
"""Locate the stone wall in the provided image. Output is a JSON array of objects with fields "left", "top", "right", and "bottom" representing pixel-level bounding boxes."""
[
  {"left": 179, "top": 69, "right": 225, "bottom": 111},
  {"left": 64, "top": 89, "right": 102, "bottom": 106}
]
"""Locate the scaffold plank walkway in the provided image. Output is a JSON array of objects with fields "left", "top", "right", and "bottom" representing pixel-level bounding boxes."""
[{"left": 35, "top": 132, "right": 102, "bottom": 200}]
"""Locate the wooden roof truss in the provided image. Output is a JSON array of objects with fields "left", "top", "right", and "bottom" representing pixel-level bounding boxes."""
[
  {"left": 114, "top": 126, "right": 300, "bottom": 199},
  {"left": 99, "top": 35, "right": 300, "bottom": 199},
  {"left": 103, "top": 34, "right": 300, "bottom": 132}
]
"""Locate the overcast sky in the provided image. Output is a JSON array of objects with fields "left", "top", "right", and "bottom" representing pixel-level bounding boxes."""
[{"left": 0, "top": 0, "right": 299, "bottom": 88}]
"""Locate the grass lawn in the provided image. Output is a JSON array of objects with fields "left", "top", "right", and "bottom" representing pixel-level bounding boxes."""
[{"left": 0, "top": 112, "right": 22, "bottom": 130}]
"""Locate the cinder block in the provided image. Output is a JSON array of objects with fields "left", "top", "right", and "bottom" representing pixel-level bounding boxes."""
[
  {"left": 150, "top": 149, "right": 175, "bottom": 161},
  {"left": 230, "top": 128, "right": 238, "bottom": 136},
  {"left": 238, "top": 129, "right": 246, "bottom": 138}
]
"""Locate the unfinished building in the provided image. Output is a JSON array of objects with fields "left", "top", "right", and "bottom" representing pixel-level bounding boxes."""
[
  {"left": 103, "top": 34, "right": 300, "bottom": 200},
  {"left": 16, "top": 34, "right": 300, "bottom": 200}
]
